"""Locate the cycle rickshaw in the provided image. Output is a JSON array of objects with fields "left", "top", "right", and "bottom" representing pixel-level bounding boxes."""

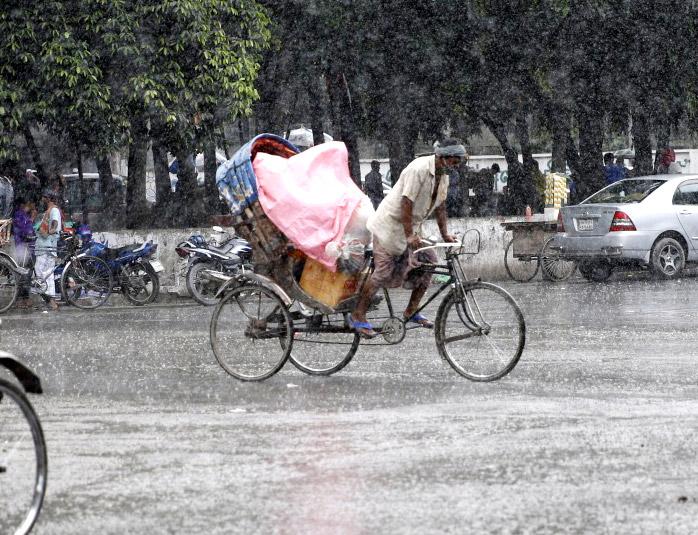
[{"left": 209, "top": 135, "right": 526, "bottom": 382}]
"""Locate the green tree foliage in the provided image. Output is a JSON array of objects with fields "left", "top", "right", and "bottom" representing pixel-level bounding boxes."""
[{"left": 0, "top": 0, "right": 270, "bottom": 227}]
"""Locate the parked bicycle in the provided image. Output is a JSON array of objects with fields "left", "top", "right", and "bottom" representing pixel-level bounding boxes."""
[{"left": 0, "top": 350, "right": 47, "bottom": 535}]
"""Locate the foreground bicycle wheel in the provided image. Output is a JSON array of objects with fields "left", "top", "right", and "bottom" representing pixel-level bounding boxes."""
[
  {"left": 60, "top": 255, "right": 113, "bottom": 309},
  {"left": 0, "top": 259, "right": 19, "bottom": 314},
  {"left": 435, "top": 282, "right": 525, "bottom": 381},
  {"left": 0, "top": 378, "right": 48, "bottom": 535},
  {"left": 288, "top": 312, "right": 360, "bottom": 375},
  {"left": 210, "top": 284, "right": 293, "bottom": 381}
]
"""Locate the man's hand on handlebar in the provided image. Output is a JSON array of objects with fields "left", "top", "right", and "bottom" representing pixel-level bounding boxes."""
[
  {"left": 407, "top": 234, "right": 422, "bottom": 249},
  {"left": 442, "top": 234, "right": 458, "bottom": 243}
]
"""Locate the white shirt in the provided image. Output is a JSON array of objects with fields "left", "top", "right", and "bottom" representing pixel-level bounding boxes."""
[{"left": 367, "top": 155, "right": 449, "bottom": 255}]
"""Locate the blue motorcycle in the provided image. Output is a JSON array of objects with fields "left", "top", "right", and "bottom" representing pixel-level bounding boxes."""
[{"left": 81, "top": 239, "right": 162, "bottom": 305}]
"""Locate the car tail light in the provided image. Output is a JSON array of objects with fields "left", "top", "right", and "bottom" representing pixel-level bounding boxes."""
[
  {"left": 175, "top": 247, "right": 188, "bottom": 258},
  {"left": 556, "top": 211, "right": 565, "bottom": 232},
  {"left": 609, "top": 211, "right": 636, "bottom": 232}
]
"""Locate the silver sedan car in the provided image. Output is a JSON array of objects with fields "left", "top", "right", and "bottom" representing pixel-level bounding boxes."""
[{"left": 552, "top": 174, "right": 698, "bottom": 281}]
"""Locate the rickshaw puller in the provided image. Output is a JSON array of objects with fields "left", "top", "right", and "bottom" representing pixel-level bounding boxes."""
[{"left": 350, "top": 139, "right": 466, "bottom": 338}]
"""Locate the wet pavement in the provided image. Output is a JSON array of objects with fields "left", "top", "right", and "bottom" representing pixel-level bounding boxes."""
[{"left": 3, "top": 274, "right": 698, "bottom": 534}]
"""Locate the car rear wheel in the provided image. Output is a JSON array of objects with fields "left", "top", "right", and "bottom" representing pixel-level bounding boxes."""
[
  {"left": 578, "top": 259, "right": 613, "bottom": 282},
  {"left": 650, "top": 237, "right": 685, "bottom": 279}
]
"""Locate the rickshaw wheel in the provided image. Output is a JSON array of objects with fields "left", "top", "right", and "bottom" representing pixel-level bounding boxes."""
[
  {"left": 288, "top": 312, "right": 360, "bottom": 376},
  {"left": 210, "top": 284, "right": 293, "bottom": 381},
  {"left": 539, "top": 237, "right": 577, "bottom": 281},
  {"left": 504, "top": 238, "right": 539, "bottom": 282}
]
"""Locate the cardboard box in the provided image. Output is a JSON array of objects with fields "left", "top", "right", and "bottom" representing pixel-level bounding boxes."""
[{"left": 299, "top": 257, "right": 359, "bottom": 308}]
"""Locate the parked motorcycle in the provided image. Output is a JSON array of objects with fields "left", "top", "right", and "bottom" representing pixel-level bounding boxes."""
[
  {"left": 80, "top": 229, "right": 163, "bottom": 305},
  {"left": 176, "top": 226, "right": 252, "bottom": 306}
]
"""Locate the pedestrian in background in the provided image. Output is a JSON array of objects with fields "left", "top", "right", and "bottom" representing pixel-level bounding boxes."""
[
  {"left": 603, "top": 152, "right": 623, "bottom": 184},
  {"left": 11, "top": 196, "right": 35, "bottom": 309},
  {"left": 34, "top": 190, "right": 62, "bottom": 311},
  {"left": 363, "top": 160, "right": 384, "bottom": 209}
]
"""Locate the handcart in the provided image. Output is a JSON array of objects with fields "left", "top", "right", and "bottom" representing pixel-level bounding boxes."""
[
  {"left": 210, "top": 135, "right": 526, "bottom": 382},
  {"left": 501, "top": 219, "right": 577, "bottom": 282}
]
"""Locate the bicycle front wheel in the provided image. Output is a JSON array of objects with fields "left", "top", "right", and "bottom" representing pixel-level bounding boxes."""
[
  {"left": 210, "top": 284, "right": 293, "bottom": 381},
  {"left": 435, "top": 282, "right": 525, "bottom": 381},
  {"left": 0, "top": 378, "right": 48, "bottom": 535},
  {"left": 61, "top": 255, "right": 113, "bottom": 309}
]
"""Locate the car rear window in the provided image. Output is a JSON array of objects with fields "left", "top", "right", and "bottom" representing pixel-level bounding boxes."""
[{"left": 583, "top": 179, "right": 665, "bottom": 204}]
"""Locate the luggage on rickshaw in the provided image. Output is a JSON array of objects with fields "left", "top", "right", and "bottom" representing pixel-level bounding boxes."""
[{"left": 216, "top": 134, "right": 373, "bottom": 311}]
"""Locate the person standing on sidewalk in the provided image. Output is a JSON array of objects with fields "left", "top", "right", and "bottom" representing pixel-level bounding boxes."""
[
  {"left": 34, "top": 190, "right": 62, "bottom": 310},
  {"left": 363, "top": 160, "right": 385, "bottom": 210},
  {"left": 11, "top": 197, "right": 36, "bottom": 308}
]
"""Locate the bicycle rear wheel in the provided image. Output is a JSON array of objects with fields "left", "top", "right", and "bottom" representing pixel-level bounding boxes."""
[
  {"left": 0, "top": 378, "right": 48, "bottom": 535},
  {"left": 539, "top": 236, "right": 577, "bottom": 281},
  {"left": 60, "top": 255, "right": 113, "bottom": 309},
  {"left": 0, "top": 259, "right": 19, "bottom": 314},
  {"left": 504, "top": 238, "right": 539, "bottom": 282},
  {"left": 435, "top": 282, "right": 525, "bottom": 381},
  {"left": 210, "top": 284, "right": 293, "bottom": 381},
  {"left": 288, "top": 312, "right": 360, "bottom": 375}
]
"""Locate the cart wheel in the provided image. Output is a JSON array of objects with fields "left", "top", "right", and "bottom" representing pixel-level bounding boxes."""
[
  {"left": 539, "top": 236, "right": 577, "bottom": 282},
  {"left": 210, "top": 284, "right": 293, "bottom": 381},
  {"left": 288, "top": 312, "right": 360, "bottom": 376},
  {"left": 504, "top": 238, "right": 539, "bottom": 282}
]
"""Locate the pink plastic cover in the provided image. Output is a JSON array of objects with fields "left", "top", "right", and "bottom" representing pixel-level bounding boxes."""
[{"left": 253, "top": 141, "right": 365, "bottom": 270}]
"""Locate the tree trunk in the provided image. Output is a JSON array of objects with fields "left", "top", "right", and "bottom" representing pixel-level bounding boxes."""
[
  {"left": 386, "top": 126, "right": 416, "bottom": 187},
  {"left": 76, "top": 149, "right": 87, "bottom": 224},
  {"left": 96, "top": 154, "right": 118, "bottom": 227},
  {"left": 126, "top": 115, "right": 150, "bottom": 229},
  {"left": 550, "top": 113, "right": 569, "bottom": 174},
  {"left": 22, "top": 124, "right": 49, "bottom": 188},
  {"left": 203, "top": 139, "right": 219, "bottom": 215},
  {"left": 325, "top": 65, "right": 361, "bottom": 187},
  {"left": 515, "top": 115, "right": 542, "bottom": 211},
  {"left": 173, "top": 150, "right": 203, "bottom": 226},
  {"left": 576, "top": 108, "right": 604, "bottom": 200},
  {"left": 151, "top": 137, "right": 172, "bottom": 226},
  {"left": 632, "top": 108, "right": 653, "bottom": 176},
  {"left": 307, "top": 70, "right": 325, "bottom": 147},
  {"left": 654, "top": 120, "right": 671, "bottom": 172},
  {"left": 485, "top": 117, "right": 531, "bottom": 215}
]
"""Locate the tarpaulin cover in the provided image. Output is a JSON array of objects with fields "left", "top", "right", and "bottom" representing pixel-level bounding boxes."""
[
  {"left": 253, "top": 141, "right": 366, "bottom": 270},
  {"left": 216, "top": 134, "right": 299, "bottom": 216}
]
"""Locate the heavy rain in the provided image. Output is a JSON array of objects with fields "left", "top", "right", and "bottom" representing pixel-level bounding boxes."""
[{"left": 1, "top": 1, "right": 698, "bottom": 534}]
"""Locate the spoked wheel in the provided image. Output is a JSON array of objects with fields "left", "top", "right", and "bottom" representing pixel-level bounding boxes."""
[
  {"left": 539, "top": 237, "right": 577, "bottom": 282},
  {"left": 121, "top": 263, "right": 160, "bottom": 305},
  {"left": 60, "top": 255, "right": 113, "bottom": 309},
  {"left": 210, "top": 284, "right": 293, "bottom": 381},
  {"left": 435, "top": 282, "right": 525, "bottom": 381},
  {"left": 0, "top": 378, "right": 48, "bottom": 535},
  {"left": 0, "top": 259, "right": 19, "bottom": 313},
  {"left": 186, "top": 262, "right": 222, "bottom": 306},
  {"left": 504, "top": 238, "right": 539, "bottom": 282},
  {"left": 288, "top": 312, "right": 360, "bottom": 375}
]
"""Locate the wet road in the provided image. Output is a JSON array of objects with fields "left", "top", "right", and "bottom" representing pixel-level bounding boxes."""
[{"left": 3, "top": 274, "right": 698, "bottom": 534}]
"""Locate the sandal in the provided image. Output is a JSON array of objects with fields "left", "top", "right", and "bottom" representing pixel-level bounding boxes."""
[
  {"left": 348, "top": 315, "right": 378, "bottom": 339},
  {"left": 404, "top": 312, "right": 434, "bottom": 329}
]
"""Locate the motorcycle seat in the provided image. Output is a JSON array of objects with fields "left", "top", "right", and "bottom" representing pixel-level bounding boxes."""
[
  {"left": 106, "top": 243, "right": 146, "bottom": 260},
  {"left": 208, "top": 244, "right": 234, "bottom": 255}
]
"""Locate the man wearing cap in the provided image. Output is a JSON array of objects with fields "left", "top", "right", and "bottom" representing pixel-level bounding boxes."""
[
  {"left": 34, "top": 190, "right": 62, "bottom": 310},
  {"left": 350, "top": 138, "right": 466, "bottom": 337}
]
